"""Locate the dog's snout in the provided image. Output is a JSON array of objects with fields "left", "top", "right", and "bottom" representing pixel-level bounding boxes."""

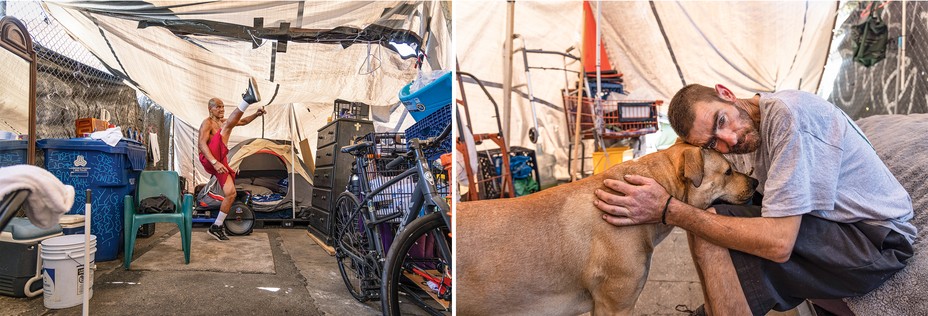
[{"left": 749, "top": 177, "right": 759, "bottom": 190}]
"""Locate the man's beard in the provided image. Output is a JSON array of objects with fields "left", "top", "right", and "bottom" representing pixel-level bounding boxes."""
[{"left": 729, "top": 106, "right": 760, "bottom": 154}]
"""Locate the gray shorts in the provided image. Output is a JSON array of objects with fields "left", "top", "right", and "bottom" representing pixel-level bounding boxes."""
[{"left": 714, "top": 203, "right": 913, "bottom": 316}]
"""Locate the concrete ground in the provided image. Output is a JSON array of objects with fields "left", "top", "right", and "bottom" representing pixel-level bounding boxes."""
[
  {"left": 1, "top": 224, "right": 383, "bottom": 316},
  {"left": 3, "top": 225, "right": 815, "bottom": 315},
  {"left": 639, "top": 228, "right": 813, "bottom": 316}
]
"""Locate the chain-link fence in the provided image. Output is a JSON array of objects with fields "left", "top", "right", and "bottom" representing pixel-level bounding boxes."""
[
  {"left": 2, "top": 0, "right": 170, "bottom": 169},
  {"left": 826, "top": 1, "right": 927, "bottom": 119}
]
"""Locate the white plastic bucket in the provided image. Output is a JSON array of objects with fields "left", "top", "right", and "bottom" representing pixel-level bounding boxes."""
[{"left": 41, "top": 234, "right": 97, "bottom": 309}]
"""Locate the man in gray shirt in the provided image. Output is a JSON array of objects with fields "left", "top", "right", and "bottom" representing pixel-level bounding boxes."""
[{"left": 594, "top": 84, "right": 915, "bottom": 315}]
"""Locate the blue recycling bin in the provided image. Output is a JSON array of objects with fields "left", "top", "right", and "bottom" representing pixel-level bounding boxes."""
[
  {"left": 37, "top": 138, "right": 146, "bottom": 261},
  {"left": 0, "top": 140, "right": 27, "bottom": 167}
]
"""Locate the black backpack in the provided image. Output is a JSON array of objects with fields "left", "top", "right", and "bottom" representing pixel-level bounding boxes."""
[{"left": 138, "top": 195, "right": 176, "bottom": 214}]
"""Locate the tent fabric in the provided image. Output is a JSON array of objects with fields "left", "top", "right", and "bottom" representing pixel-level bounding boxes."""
[
  {"left": 196, "top": 138, "right": 312, "bottom": 213},
  {"left": 41, "top": 1, "right": 450, "bottom": 187},
  {"left": 457, "top": 1, "right": 836, "bottom": 184}
]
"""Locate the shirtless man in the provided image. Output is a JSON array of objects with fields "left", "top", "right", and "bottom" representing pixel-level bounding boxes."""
[{"left": 198, "top": 78, "right": 264, "bottom": 241}]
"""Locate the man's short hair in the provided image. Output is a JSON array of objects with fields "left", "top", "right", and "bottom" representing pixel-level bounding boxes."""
[
  {"left": 208, "top": 98, "right": 222, "bottom": 109},
  {"left": 667, "top": 84, "right": 728, "bottom": 138}
]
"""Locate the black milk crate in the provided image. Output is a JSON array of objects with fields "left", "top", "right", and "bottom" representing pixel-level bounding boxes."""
[
  {"left": 475, "top": 146, "right": 540, "bottom": 199},
  {"left": 405, "top": 103, "right": 451, "bottom": 163},
  {"left": 334, "top": 99, "right": 370, "bottom": 120}
]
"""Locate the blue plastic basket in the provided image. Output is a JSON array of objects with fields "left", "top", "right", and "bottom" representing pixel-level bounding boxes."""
[
  {"left": 399, "top": 71, "right": 452, "bottom": 122},
  {"left": 404, "top": 103, "right": 451, "bottom": 162}
]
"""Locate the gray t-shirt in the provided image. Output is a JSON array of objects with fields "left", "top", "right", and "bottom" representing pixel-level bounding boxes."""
[{"left": 724, "top": 90, "right": 916, "bottom": 243}]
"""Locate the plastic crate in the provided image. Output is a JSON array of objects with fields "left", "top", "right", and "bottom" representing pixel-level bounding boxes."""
[
  {"left": 333, "top": 99, "right": 370, "bottom": 120},
  {"left": 562, "top": 91, "right": 661, "bottom": 139},
  {"left": 404, "top": 103, "right": 451, "bottom": 163},
  {"left": 476, "top": 146, "right": 540, "bottom": 199},
  {"left": 399, "top": 71, "right": 452, "bottom": 121},
  {"left": 586, "top": 81, "right": 625, "bottom": 98}
]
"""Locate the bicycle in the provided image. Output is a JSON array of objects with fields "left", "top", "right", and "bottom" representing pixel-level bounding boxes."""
[{"left": 333, "top": 123, "right": 452, "bottom": 315}]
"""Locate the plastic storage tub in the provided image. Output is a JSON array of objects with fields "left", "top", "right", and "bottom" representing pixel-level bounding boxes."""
[
  {"left": 37, "top": 138, "right": 146, "bottom": 261},
  {"left": 399, "top": 71, "right": 452, "bottom": 122}
]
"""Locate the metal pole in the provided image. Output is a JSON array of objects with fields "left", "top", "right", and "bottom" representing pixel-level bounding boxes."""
[
  {"left": 571, "top": 3, "right": 586, "bottom": 182},
  {"left": 519, "top": 37, "right": 542, "bottom": 150},
  {"left": 290, "top": 105, "right": 296, "bottom": 220},
  {"left": 82, "top": 190, "right": 92, "bottom": 316},
  {"left": 594, "top": 0, "right": 608, "bottom": 163},
  {"left": 502, "top": 0, "right": 515, "bottom": 146}
]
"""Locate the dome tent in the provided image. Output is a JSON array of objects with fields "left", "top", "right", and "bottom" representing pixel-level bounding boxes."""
[{"left": 196, "top": 138, "right": 312, "bottom": 215}]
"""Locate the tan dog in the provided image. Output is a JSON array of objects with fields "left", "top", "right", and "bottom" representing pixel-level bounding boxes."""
[{"left": 457, "top": 143, "right": 758, "bottom": 315}]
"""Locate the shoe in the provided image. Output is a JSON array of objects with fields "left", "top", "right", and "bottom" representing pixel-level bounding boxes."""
[
  {"left": 241, "top": 77, "right": 261, "bottom": 104},
  {"left": 208, "top": 224, "right": 229, "bottom": 241},
  {"left": 675, "top": 304, "right": 706, "bottom": 316}
]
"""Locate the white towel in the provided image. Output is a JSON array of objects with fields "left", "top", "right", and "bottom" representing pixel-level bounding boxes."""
[
  {"left": 90, "top": 126, "right": 122, "bottom": 147},
  {"left": 0, "top": 165, "right": 75, "bottom": 229}
]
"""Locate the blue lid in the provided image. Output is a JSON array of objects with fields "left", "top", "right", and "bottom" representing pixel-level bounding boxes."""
[
  {"left": 37, "top": 138, "right": 147, "bottom": 171},
  {"left": 0, "top": 140, "right": 27, "bottom": 150}
]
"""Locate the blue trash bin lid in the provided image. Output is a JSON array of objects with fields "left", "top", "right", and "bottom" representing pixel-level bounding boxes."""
[{"left": 37, "top": 138, "right": 147, "bottom": 171}]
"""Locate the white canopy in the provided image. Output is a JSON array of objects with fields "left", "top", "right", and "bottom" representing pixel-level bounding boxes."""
[
  {"left": 41, "top": 1, "right": 450, "bottom": 185},
  {"left": 457, "top": 1, "right": 836, "bottom": 185}
]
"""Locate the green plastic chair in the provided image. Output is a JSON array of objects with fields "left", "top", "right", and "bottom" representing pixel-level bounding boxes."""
[{"left": 123, "top": 170, "right": 192, "bottom": 269}]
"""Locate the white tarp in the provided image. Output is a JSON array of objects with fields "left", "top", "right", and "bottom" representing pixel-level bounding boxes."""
[
  {"left": 41, "top": 1, "right": 450, "bottom": 185},
  {"left": 457, "top": 1, "right": 836, "bottom": 185}
]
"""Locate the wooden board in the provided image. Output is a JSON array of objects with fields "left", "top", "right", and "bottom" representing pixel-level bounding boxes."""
[
  {"left": 305, "top": 230, "right": 335, "bottom": 256},
  {"left": 402, "top": 269, "right": 451, "bottom": 309}
]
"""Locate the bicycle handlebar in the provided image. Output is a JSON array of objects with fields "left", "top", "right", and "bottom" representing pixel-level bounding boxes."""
[
  {"left": 340, "top": 141, "right": 372, "bottom": 154},
  {"left": 385, "top": 155, "right": 406, "bottom": 169},
  {"left": 416, "top": 122, "right": 452, "bottom": 149}
]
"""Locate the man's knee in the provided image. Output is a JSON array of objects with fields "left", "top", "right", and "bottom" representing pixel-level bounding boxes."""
[{"left": 223, "top": 187, "right": 237, "bottom": 200}]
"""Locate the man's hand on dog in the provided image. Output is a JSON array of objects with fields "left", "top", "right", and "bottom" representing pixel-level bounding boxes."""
[{"left": 594, "top": 174, "right": 671, "bottom": 226}]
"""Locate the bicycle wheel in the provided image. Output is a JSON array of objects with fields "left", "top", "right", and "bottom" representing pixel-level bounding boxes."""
[
  {"left": 333, "top": 191, "right": 375, "bottom": 302},
  {"left": 382, "top": 212, "right": 452, "bottom": 316},
  {"left": 224, "top": 201, "right": 254, "bottom": 236}
]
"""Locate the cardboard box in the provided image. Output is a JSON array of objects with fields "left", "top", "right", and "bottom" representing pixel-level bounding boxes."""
[{"left": 75, "top": 118, "right": 109, "bottom": 136}]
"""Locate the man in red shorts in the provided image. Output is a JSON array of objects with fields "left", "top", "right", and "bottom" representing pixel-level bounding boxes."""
[{"left": 198, "top": 78, "right": 263, "bottom": 241}]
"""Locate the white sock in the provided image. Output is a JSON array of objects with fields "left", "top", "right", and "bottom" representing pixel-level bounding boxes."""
[
  {"left": 237, "top": 99, "right": 251, "bottom": 112},
  {"left": 214, "top": 211, "right": 228, "bottom": 226}
]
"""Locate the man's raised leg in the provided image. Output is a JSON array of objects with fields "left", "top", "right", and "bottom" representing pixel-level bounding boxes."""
[{"left": 221, "top": 77, "right": 261, "bottom": 138}]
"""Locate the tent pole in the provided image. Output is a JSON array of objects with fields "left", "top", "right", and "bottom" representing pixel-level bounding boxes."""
[
  {"left": 290, "top": 105, "right": 296, "bottom": 220},
  {"left": 571, "top": 3, "right": 586, "bottom": 182},
  {"left": 594, "top": 0, "right": 608, "bottom": 162},
  {"left": 502, "top": 0, "right": 515, "bottom": 148}
]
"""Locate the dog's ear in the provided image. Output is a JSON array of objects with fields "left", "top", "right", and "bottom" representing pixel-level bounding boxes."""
[{"left": 683, "top": 147, "right": 705, "bottom": 188}]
